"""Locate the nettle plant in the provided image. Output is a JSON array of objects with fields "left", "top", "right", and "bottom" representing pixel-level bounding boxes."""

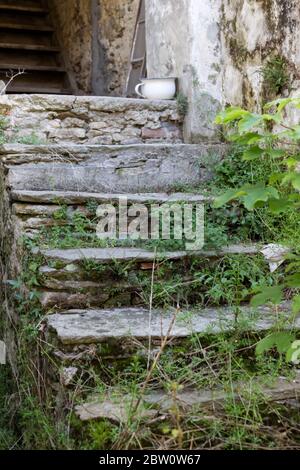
[{"left": 214, "top": 97, "right": 300, "bottom": 362}]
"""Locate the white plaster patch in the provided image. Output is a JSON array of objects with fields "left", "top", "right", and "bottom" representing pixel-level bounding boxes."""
[
  {"left": 223, "top": 64, "right": 243, "bottom": 105},
  {"left": 239, "top": 0, "right": 268, "bottom": 52}
]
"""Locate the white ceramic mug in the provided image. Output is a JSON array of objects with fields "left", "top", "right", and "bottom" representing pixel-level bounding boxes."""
[{"left": 135, "top": 77, "right": 176, "bottom": 100}]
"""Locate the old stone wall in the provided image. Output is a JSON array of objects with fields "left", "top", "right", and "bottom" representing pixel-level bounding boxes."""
[{"left": 0, "top": 95, "right": 182, "bottom": 144}]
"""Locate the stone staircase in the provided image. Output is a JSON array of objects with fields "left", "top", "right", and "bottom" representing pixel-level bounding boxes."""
[
  {"left": 0, "top": 0, "right": 74, "bottom": 94},
  {"left": 1, "top": 94, "right": 299, "bottom": 445}
]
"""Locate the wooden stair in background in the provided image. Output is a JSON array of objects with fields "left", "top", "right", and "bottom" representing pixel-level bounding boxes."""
[{"left": 0, "top": 0, "right": 74, "bottom": 94}]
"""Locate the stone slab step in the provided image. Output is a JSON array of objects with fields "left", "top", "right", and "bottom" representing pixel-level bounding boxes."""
[
  {"left": 75, "top": 372, "right": 300, "bottom": 423},
  {"left": 4, "top": 144, "right": 225, "bottom": 192},
  {"left": 11, "top": 190, "right": 213, "bottom": 205},
  {"left": 13, "top": 191, "right": 213, "bottom": 232},
  {"left": 46, "top": 303, "right": 295, "bottom": 346},
  {"left": 35, "top": 244, "right": 262, "bottom": 310},
  {"left": 12, "top": 190, "right": 213, "bottom": 232},
  {"left": 0, "top": 94, "right": 182, "bottom": 145},
  {"left": 36, "top": 244, "right": 259, "bottom": 266}
]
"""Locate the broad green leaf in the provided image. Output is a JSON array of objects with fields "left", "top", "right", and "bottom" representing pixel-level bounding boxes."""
[
  {"left": 214, "top": 184, "right": 279, "bottom": 211},
  {"left": 288, "top": 192, "right": 300, "bottom": 202},
  {"left": 292, "top": 295, "right": 300, "bottom": 315},
  {"left": 285, "top": 253, "right": 300, "bottom": 261},
  {"left": 285, "top": 261, "right": 300, "bottom": 273},
  {"left": 291, "top": 174, "right": 300, "bottom": 191},
  {"left": 284, "top": 126, "right": 300, "bottom": 140},
  {"left": 286, "top": 340, "right": 300, "bottom": 364},
  {"left": 242, "top": 184, "right": 279, "bottom": 211},
  {"left": 282, "top": 172, "right": 300, "bottom": 191},
  {"left": 255, "top": 335, "right": 275, "bottom": 355},
  {"left": 264, "top": 97, "right": 294, "bottom": 113},
  {"left": 271, "top": 333, "right": 295, "bottom": 354},
  {"left": 215, "top": 107, "right": 249, "bottom": 124},
  {"left": 267, "top": 149, "right": 286, "bottom": 159},
  {"left": 213, "top": 188, "right": 246, "bottom": 208},
  {"left": 262, "top": 113, "right": 281, "bottom": 124},
  {"left": 229, "top": 132, "right": 262, "bottom": 145},
  {"left": 286, "top": 157, "right": 300, "bottom": 169},
  {"left": 251, "top": 285, "right": 283, "bottom": 308},
  {"left": 256, "top": 332, "right": 295, "bottom": 356},
  {"left": 285, "top": 274, "right": 300, "bottom": 288},
  {"left": 269, "top": 172, "right": 285, "bottom": 184},
  {"left": 238, "top": 114, "right": 262, "bottom": 133},
  {"left": 242, "top": 146, "right": 264, "bottom": 161},
  {"left": 268, "top": 197, "right": 293, "bottom": 214}
]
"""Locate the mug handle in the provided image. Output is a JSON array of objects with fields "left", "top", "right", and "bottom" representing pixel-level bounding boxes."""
[{"left": 135, "top": 83, "right": 144, "bottom": 98}]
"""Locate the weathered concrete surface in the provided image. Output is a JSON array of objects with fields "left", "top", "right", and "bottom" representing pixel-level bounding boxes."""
[
  {"left": 75, "top": 372, "right": 300, "bottom": 422},
  {"left": 0, "top": 95, "right": 182, "bottom": 145},
  {"left": 4, "top": 143, "right": 225, "bottom": 192},
  {"left": 46, "top": 303, "right": 296, "bottom": 346}
]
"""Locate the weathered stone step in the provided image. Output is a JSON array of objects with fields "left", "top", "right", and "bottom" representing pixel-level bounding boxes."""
[
  {"left": 36, "top": 245, "right": 261, "bottom": 309},
  {"left": 0, "top": 94, "right": 182, "bottom": 144},
  {"left": 12, "top": 191, "right": 213, "bottom": 230},
  {"left": 46, "top": 303, "right": 295, "bottom": 347},
  {"left": 37, "top": 244, "right": 259, "bottom": 266},
  {"left": 11, "top": 190, "right": 213, "bottom": 205},
  {"left": 75, "top": 372, "right": 300, "bottom": 423},
  {"left": 3, "top": 143, "right": 225, "bottom": 193},
  {"left": 13, "top": 191, "right": 214, "bottom": 234}
]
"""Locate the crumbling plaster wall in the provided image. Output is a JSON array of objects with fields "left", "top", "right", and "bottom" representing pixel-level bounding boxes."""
[
  {"left": 146, "top": 0, "right": 300, "bottom": 142},
  {"left": 222, "top": 0, "right": 300, "bottom": 109},
  {"left": 50, "top": 0, "right": 139, "bottom": 96}
]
